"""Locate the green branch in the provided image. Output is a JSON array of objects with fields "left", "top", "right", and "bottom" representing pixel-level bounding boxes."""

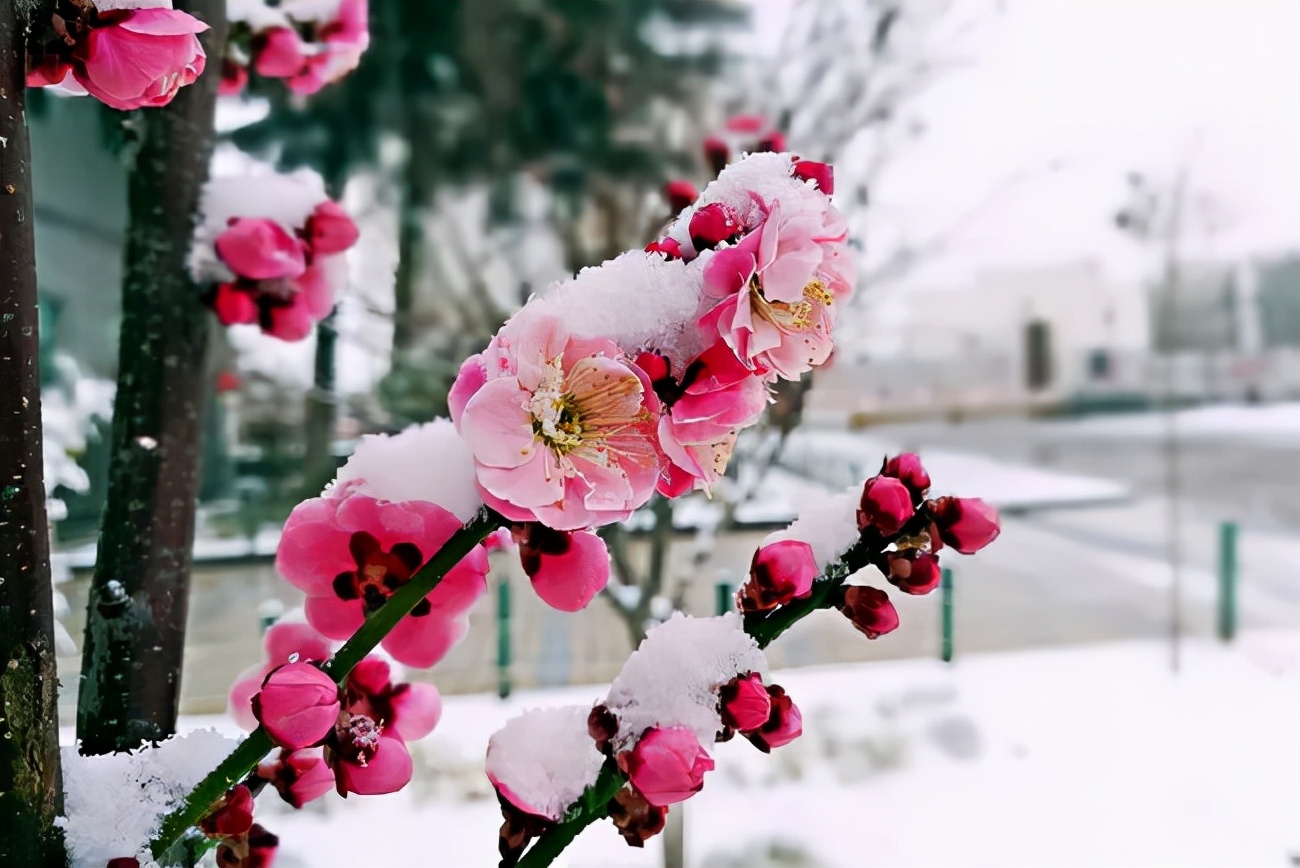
[{"left": 149, "top": 508, "right": 505, "bottom": 859}]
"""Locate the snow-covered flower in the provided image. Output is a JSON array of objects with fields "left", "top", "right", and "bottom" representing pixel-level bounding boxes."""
[
  {"left": 240, "top": 0, "right": 369, "bottom": 95},
  {"left": 617, "top": 726, "right": 714, "bottom": 807},
  {"left": 699, "top": 197, "right": 850, "bottom": 380},
  {"left": 486, "top": 706, "right": 605, "bottom": 822},
  {"left": 451, "top": 314, "right": 661, "bottom": 531},
  {"left": 27, "top": 4, "right": 209, "bottom": 111},
  {"left": 276, "top": 486, "right": 488, "bottom": 668}
]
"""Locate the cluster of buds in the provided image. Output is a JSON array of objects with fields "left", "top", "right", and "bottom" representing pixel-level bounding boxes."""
[
  {"left": 737, "top": 453, "right": 1000, "bottom": 642},
  {"left": 197, "top": 785, "right": 279, "bottom": 868},
  {"left": 26, "top": 0, "right": 208, "bottom": 111},
  {"left": 221, "top": 0, "right": 369, "bottom": 96}
]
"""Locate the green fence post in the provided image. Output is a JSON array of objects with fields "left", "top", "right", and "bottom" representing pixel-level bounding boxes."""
[
  {"left": 715, "top": 581, "right": 733, "bottom": 616},
  {"left": 1218, "top": 521, "right": 1238, "bottom": 642},
  {"left": 941, "top": 567, "right": 954, "bottom": 663},
  {"left": 497, "top": 578, "right": 512, "bottom": 698}
]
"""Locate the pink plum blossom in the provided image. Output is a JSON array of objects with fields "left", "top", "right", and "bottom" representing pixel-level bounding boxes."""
[
  {"left": 257, "top": 748, "right": 336, "bottom": 809},
  {"left": 619, "top": 726, "right": 714, "bottom": 807},
  {"left": 215, "top": 218, "right": 307, "bottom": 282},
  {"left": 745, "top": 684, "right": 802, "bottom": 752},
  {"left": 738, "top": 539, "right": 818, "bottom": 612},
  {"left": 276, "top": 486, "right": 488, "bottom": 668},
  {"left": 719, "top": 673, "right": 771, "bottom": 732},
  {"left": 928, "top": 496, "right": 1001, "bottom": 554},
  {"left": 451, "top": 314, "right": 662, "bottom": 531},
  {"left": 229, "top": 621, "right": 333, "bottom": 731},
  {"left": 640, "top": 342, "right": 768, "bottom": 496},
  {"left": 840, "top": 585, "right": 900, "bottom": 640},
  {"left": 70, "top": 7, "right": 208, "bottom": 111},
  {"left": 699, "top": 198, "right": 852, "bottom": 380},
  {"left": 253, "top": 27, "right": 305, "bottom": 79},
  {"left": 514, "top": 523, "right": 611, "bottom": 612},
  {"left": 304, "top": 201, "right": 360, "bottom": 256},
  {"left": 252, "top": 662, "right": 341, "bottom": 750},
  {"left": 857, "top": 475, "right": 914, "bottom": 536}
]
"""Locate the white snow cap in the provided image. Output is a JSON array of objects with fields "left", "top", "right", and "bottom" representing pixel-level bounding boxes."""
[
  {"left": 58, "top": 729, "right": 242, "bottom": 868},
  {"left": 190, "top": 165, "right": 330, "bottom": 284},
  {"left": 486, "top": 706, "right": 605, "bottom": 822},
  {"left": 764, "top": 486, "right": 862, "bottom": 568},
  {"left": 333, "top": 418, "right": 484, "bottom": 523},
  {"left": 605, "top": 612, "right": 767, "bottom": 752}
]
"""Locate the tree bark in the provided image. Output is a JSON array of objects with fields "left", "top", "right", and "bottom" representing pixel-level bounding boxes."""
[
  {"left": 0, "top": 4, "right": 66, "bottom": 862},
  {"left": 76, "top": 0, "right": 228, "bottom": 755},
  {"left": 302, "top": 308, "right": 338, "bottom": 490}
]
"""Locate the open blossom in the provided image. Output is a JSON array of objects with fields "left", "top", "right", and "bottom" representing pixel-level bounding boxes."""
[
  {"left": 58, "top": 6, "right": 209, "bottom": 111},
  {"left": 619, "top": 726, "right": 715, "bottom": 807},
  {"left": 276, "top": 486, "right": 489, "bottom": 668},
  {"left": 640, "top": 342, "right": 768, "bottom": 497},
  {"left": 700, "top": 198, "right": 852, "bottom": 380},
  {"left": 929, "top": 496, "right": 1001, "bottom": 554},
  {"left": 452, "top": 314, "right": 661, "bottom": 531},
  {"left": 253, "top": 662, "right": 341, "bottom": 750},
  {"left": 514, "top": 523, "right": 611, "bottom": 612},
  {"left": 738, "top": 539, "right": 818, "bottom": 612}
]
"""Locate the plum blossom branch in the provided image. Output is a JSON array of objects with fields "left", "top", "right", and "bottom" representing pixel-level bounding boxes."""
[
  {"left": 516, "top": 763, "right": 624, "bottom": 868},
  {"left": 149, "top": 508, "right": 506, "bottom": 859}
]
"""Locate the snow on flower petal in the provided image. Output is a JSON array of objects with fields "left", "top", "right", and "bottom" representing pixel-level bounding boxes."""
[{"left": 486, "top": 706, "right": 606, "bottom": 821}]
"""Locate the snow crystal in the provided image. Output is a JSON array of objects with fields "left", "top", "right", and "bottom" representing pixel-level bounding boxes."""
[
  {"left": 764, "top": 486, "right": 862, "bottom": 568},
  {"left": 604, "top": 612, "right": 767, "bottom": 752},
  {"left": 522, "top": 249, "right": 712, "bottom": 369},
  {"left": 58, "top": 728, "right": 242, "bottom": 868},
  {"left": 333, "top": 418, "right": 483, "bottom": 523},
  {"left": 190, "top": 165, "right": 329, "bottom": 284},
  {"left": 485, "top": 706, "right": 605, "bottom": 821}
]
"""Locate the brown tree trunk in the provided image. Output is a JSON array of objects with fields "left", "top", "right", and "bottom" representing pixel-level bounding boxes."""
[
  {"left": 0, "top": 5, "right": 65, "bottom": 863},
  {"left": 76, "top": 0, "right": 229, "bottom": 755}
]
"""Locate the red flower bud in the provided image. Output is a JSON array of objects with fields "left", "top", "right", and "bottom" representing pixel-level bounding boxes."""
[
  {"left": 886, "top": 551, "right": 942, "bottom": 595},
  {"left": 703, "top": 135, "right": 729, "bottom": 175},
  {"left": 792, "top": 159, "right": 834, "bottom": 194},
  {"left": 928, "top": 496, "right": 1001, "bottom": 554},
  {"left": 619, "top": 726, "right": 714, "bottom": 807},
  {"left": 688, "top": 203, "right": 740, "bottom": 251},
  {"left": 305, "top": 200, "right": 359, "bottom": 256},
  {"left": 840, "top": 585, "right": 900, "bottom": 639},
  {"left": 199, "top": 784, "right": 255, "bottom": 839},
  {"left": 745, "top": 684, "right": 802, "bottom": 753},
  {"left": 662, "top": 180, "right": 699, "bottom": 212},
  {"left": 252, "top": 662, "right": 341, "bottom": 750},
  {"left": 645, "top": 236, "right": 684, "bottom": 259},
  {"left": 719, "top": 673, "right": 772, "bottom": 732},
  {"left": 738, "top": 540, "right": 818, "bottom": 612},
  {"left": 756, "top": 130, "right": 786, "bottom": 152},
  {"left": 857, "top": 476, "right": 914, "bottom": 536},
  {"left": 882, "top": 452, "right": 930, "bottom": 499}
]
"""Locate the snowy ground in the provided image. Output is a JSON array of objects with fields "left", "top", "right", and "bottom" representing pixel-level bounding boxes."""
[{"left": 167, "top": 632, "right": 1300, "bottom": 868}]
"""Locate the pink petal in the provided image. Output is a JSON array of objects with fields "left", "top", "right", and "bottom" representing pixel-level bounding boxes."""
[
  {"left": 382, "top": 610, "right": 466, "bottom": 669},
  {"left": 460, "top": 377, "right": 538, "bottom": 469},
  {"left": 389, "top": 682, "right": 442, "bottom": 742},
  {"left": 336, "top": 735, "right": 412, "bottom": 796},
  {"left": 303, "top": 594, "right": 364, "bottom": 642}
]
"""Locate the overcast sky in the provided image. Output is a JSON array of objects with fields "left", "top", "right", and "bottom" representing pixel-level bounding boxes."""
[{"left": 757, "top": 0, "right": 1300, "bottom": 286}]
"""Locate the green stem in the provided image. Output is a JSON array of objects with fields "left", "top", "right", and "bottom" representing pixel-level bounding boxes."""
[
  {"left": 517, "top": 762, "right": 624, "bottom": 868},
  {"left": 149, "top": 508, "right": 505, "bottom": 859}
]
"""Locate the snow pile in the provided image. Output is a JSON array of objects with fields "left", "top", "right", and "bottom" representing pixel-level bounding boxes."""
[
  {"left": 58, "top": 729, "right": 242, "bottom": 868},
  {"left": 227, "top": 0, "right": 344, "bottom": 28},
  {"left": 485, "top": 706, "right": 605, "bottom": 822},
  {"left": 332, "top": 419, "right": 484, "bottom": 523},
  {"left": 763, "top": 487, "right": 862, "bottom": 568},
  {"left": 190, "top": 165, "right": 330, "bottom": 285},
  {"left": 604, "top": 613, "right": 767, "bottom": 751}
]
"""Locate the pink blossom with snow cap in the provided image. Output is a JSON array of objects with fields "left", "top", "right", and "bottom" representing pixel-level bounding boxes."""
[
  {"left": 276, "top": 485, "right": 489, "bottom": 668},
  {"left": 618, "top": 726, "right": 715, "bottom": 807},
  {"left": 69, "top": 6, "right": 209, "bottom": 111},
  {"left": 700, "top": 197, "right": 852, "bottom": 380},
  {"left": 639, "top": 341, "right": 768, "bottom": 497},
  {"left": 513, "top": 523, "right": 610, "bottom": 612},
  {"left": 252, "top": 662, "right": 341, "bottom": 750},
  {"left": 451, "top": 313, "right": 662, "bottom": 531}
]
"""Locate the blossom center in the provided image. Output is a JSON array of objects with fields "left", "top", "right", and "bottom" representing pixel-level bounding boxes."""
[
  {"left": 529, "top": 355, "right": 648, "bottom": 458},
  {"left": 332, "top": 531, "right": 433, "bottom": 617},
  {"left": 749, "top": 277, "right": 831, "bottom": 332},
  {"left": 332, "top": 712, "right": 382, "bottom": 765}
]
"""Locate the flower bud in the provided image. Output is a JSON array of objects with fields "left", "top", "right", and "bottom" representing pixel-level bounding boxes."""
[
  {"left": 688, "top": 203, "right": 740, "bottom": 251},
  {"left": 703, "top": 135, "right": 729, "bottom": 174},
  {"left": 609, "top": 786, "right": 668, "bottom": 847},
  {"left": 857, "top": 475, "right": 914, "bottom": 536},
  {"left": 928, "top": 496, "right": 1001, "bottom": 554},
  {"left": 619, "top": 726, "right": 715, "bottom": 807},
  {"left": 645, "top": 237, "right": 684, "bottom": 259},
  {"left": 792, "top": 159, "right": 834, "bottom": 195},
  {"left": 588, "top": 703, "right": 619, "bottom": 757},
  {"left": 257, "top": 748, "right": 335, "bottom": 809},
  {"left": 199, "top": 784, "right": 254, "bottom": 839},
  {"left": 886, "top": 551, "right": 942, "bottom": 595},
  {"left": 882, "top": 452, "right": 930, "bottom": 499},
  {"left": 663, "top": 180, "right": 700, "bottom": 212},
  {"left": 215, "top": 218, "right": 307, "bottom": 282},
  {"left": 252, "top": 662, "right": 341, "bottom": 750},
  {"left": 719, "top": 673, "right": 772, "bottom": 732},
  {"left": 305, "top": 200, "right": 360, "bottom": 256},
  {"left": 840, "top": 585, "right": 900, "bottom": 640},
  {"left": 738, "top": 539, "right": 818, "bottom": 612},
  {"left": 746, "top": 684, "right": 803, "bottom": 752},
  {"left": 756, "top": 130, "right": 786, "bottom": 152}
]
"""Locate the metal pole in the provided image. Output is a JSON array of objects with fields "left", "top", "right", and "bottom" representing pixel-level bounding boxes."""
[
  {"left": 941, "top": 567, "right": 954, "bottom": 663},
  {"left": 1218, "top": 521, "right": 1238, "bottom": 642},
  {"left": 715, "top": 581, "right": 733, "bottom": 616},
  {"left": 497, "top": 578, "right": 512, "bottom": 699}
]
